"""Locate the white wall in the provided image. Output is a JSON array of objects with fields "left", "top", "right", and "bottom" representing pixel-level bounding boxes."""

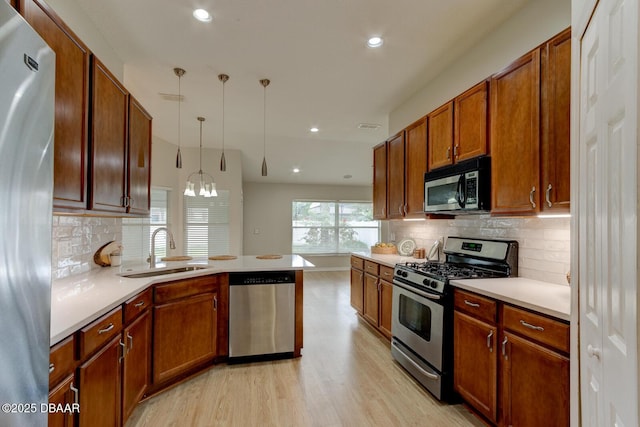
[
  {"left": 243, "top": 182, "right": 373, "bottom": 268},
  {"left": 389, "top": 0, "right": 571, "bottom": 133}
]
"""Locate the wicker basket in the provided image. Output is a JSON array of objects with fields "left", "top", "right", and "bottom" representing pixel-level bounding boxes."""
[{"left": 371, "top": 246, "right": 398, "bottom": 254}]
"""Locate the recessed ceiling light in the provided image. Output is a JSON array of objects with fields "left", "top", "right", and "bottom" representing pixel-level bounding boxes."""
[
  {"left": 193, "top": 8, "right": 212, "bottom": 22},
  {"left": 358, "top": 123, "right": 381, "bottom": 130},
  {"left": 367, "top": 37, "right": 383, "bottom": 48},
  {"left": 310, "top": 127, "right": 319, "bottom": 133},
  {"left": 292, "top": 168, "right": 300, "bottom": 173}
]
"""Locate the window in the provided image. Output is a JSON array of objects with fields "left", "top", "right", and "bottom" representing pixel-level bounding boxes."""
[
  {"left": 292, "top": 200, "right": 379, "bottom": 254},
  {"left": 122, "top": 189, "right": 170, "bottom": 261},
  {"left": 184, "top": 190, "right": 230, "bottom": 257}
]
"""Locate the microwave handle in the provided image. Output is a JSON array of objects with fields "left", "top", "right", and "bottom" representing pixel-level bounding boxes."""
[{"left": 455, "top": 174, "right": 466, "bottom": 208}]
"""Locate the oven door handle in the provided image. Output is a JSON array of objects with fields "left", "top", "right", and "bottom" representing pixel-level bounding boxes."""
[
  {"left": 393, "top": 280, "right": 442, "bottom": 301},
  {"left": 391, "top": 340, "right": 440, "bottom": 380}
]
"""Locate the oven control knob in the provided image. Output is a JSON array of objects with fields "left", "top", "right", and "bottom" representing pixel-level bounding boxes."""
[
  {"left": 400, "top": 271, "right": 408, "bottom": 278},
  {"left": 422, "top": 279, "right": 430, "bottom": 287},
  {"left": 431, "top": 281, "right": 439, "bottom": 289}
]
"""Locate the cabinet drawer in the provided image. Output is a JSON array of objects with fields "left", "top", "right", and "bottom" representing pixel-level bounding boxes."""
[
  {"left": 454, "top": 289, "right": 497, "bottom": 324},
  {"left": 502, "top": 305, "right": 569, "bottom": 353},
  {"left": 124, "top": 287, "right": 152, "bottom": 324},
  {"left": 379, "top": 265, "right": 394, "bottom": 282},
  {"left": 350, "top": 256, "right": 364, "bottom": 270},
  {"left": 49, "top": 335, "right": 76, "bottom": 389},
  {"left": 364, "top": 260, "right": 379, "bottom": 276},
  {"left": 79, "top": 307, "right": 122, "bottom": 359},
  {"left": 154, "top": 275, "right": 219, "bottom": 304}
]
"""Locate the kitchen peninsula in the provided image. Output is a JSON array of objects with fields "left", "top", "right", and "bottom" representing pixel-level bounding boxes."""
[{"left": 48, "top": 255, "right": 313, "bottom": 426}]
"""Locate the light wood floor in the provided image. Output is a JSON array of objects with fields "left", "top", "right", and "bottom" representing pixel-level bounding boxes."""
[{"left": 126, "top": 271, "right": 484, "bottom": 427}]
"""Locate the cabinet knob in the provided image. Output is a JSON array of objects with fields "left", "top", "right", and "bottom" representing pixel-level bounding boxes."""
[{"left": 587, "top": 344, "right": 601, "bottom": 360}]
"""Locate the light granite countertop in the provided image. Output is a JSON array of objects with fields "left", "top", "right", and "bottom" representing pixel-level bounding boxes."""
[
  {"left": 50, "top": 255, "right": 314, "bottom": 346},
  {"left": 351, "top": 251, "right": 570, "bottom": 321}
]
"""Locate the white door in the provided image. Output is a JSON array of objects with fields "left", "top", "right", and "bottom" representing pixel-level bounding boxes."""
[{"left": 576, "top": 0, "right": 638, "bottom": 425}]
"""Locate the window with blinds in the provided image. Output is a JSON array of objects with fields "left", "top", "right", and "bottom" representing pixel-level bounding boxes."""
[
  {"left": 184, "top": 190, "right": 230, "bottom": 257},
  {"left": 292, "top": 200, "right": 379, "bottom": 254},
  {"left": 122, "top": 189, "right": 170, "bottom": 261}
]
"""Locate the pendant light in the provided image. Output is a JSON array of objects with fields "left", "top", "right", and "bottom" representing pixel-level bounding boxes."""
[
  {"left": 184, "top": 117, "right": 217, "bottom": 197},
  {"left": 174, "top": 67, "right": 185, "bottom": 168},
  {"left": 218, "top": 73, "right": 229, "bottom": 171},
  {"left": 260, "top": 78, "right": 270, "bottom": 176}
]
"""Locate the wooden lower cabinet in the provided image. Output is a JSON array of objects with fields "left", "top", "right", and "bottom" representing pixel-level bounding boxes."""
[
  {"left": 351, "top": 259, "right": 393, "bottom": 340},
  {"left": 78, "top": 334, "right": 122, "bottom": 427},
  {"left": 153, "top": 292, "right": 218, "bottom": 385},
  {"left": 454, "top": 289, "right": 570, "bottom": 426},
  {"left": 48, "top": 374, "right": 77, "bottom": 427},
  {"left": 363, "top": 273, "right": 379, "bottom": 326},
  {"left": 501, "top": 331, "right": 569, "bottom": 427},
  {"left": 453, "top": 311, "right": 498, "bottom": 423},
  {"left": 122, "top": 310, "right": 151, "bottom": 424},
  {"left": 379, "top": 279, "right": 393, "bottom": 338},
  {"left": 350, "top": 267, "right": 364, "bottom": 313}
]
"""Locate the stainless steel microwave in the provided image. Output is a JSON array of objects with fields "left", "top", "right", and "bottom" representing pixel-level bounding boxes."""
[{"left": 424, "top": 156, "right": 491, "bottom": 213}]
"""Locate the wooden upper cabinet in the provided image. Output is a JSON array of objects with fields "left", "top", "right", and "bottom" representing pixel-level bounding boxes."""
[
  {"left": 90, "top": 57, "right": 129, "bottom": 213},
  {"left": 490, "top": 49, "right": 541, "bottom": 215},
  {"left": 427, "top": 101, "right": 454, "bottom": 170},
  {"left": 541, "top": 28, "right": 571, "bottom": 213},
  {"left": 404, "top": 117, "right": 427, "bottom": 217},
  {"left": 20, "top": 0, "right": 90, "bottom": 211},
  {"left": 387, "top": 131, "right": 406, "bottom": 219},
  {"left": 454, "top": 81, "right": 489, "bottom": 162},
  {"left": 372, "top": 142, "right": 387, "bottom": 219},
  {"left": 127, "top": 96, "right": 152, "bottom": 215},
  {"left": 9, "top": 0, "right": 18, "bottom": 10}
]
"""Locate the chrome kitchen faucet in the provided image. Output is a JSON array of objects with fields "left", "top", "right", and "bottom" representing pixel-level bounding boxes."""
[{"left": 149, "top": 227, "right": 176, "bottom": 268}]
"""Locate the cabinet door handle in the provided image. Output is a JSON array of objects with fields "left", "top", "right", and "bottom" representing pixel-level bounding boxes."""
[
  {"left": 403, "top": 204, "right": 408, "bottom": 215},
  {"left": 49, "top": 363, "right": 55, "bottom": 374},
  {"left": 119, "top": 340, "right": 126, "bottom": 363},
  {"left": 213, "top": 296, "right": 218, "bottom": 311},
  {"left": 454, "top": 145, "right": 459, "bottom": 159},
  {"left": 70, "top": 383, "right": 79, "bottom": 404},
  {"left": 134, "top": 301, "right": 145, "bottom": 308},
  {"left": 529, "top": 186, "right": 536, "bottom": 209},
  {"left": 127, "top": 333, "right": 133, "bottom": 353},
  {"left": 129, "top": 197, "right": 135, "bottom": 207},
  {"left": 487, "top": 330, "right": 494, "bottom": 352},
  {"left": 464, "top": 299, "right": 480, "bottom": 308},
  {"left": 587, "top": 344, "right": 601, "bottom": 360},
  {"left": 520, "top": 320, "right": 544, "bottom": 331},
  {"left": 545, "top": 183, "right": 553, "bottom": 208},
  {"left": 446, "top": 147, "right": 451, "bottom": 160},
  {"left": 398, "top": 204, "right": 403, "bottom": 215},
  {"left": 502, "top": 336, "right": 508, "bottom": 359},
  {"left": 98, "top": 323, "right": 114, "bottom": 334}
]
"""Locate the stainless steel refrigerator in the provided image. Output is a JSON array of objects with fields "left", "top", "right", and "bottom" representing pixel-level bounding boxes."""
[{"left": 0, "top": 1, "right": 55, "bottom": 426}]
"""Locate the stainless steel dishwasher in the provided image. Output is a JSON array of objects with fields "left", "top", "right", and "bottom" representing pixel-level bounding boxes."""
[{"left": 228, "top": 270, "right": 296, "bottom": 361}]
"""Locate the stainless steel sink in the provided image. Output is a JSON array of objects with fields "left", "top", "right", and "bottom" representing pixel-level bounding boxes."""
[{"left": 120, "top": 266, "right": 208, "bottom": 278}]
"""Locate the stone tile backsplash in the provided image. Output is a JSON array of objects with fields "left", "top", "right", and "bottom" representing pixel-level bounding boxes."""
[
  {"left": 388, "top": 215, "right": 571, "bottom": 286},
  {"left": 52, "top": 215, "right": 122, "bottom": 280}
]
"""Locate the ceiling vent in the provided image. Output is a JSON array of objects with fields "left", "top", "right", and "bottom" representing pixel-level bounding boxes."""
[
  {"left": 358, "top": 123, "right": 381, "bottom": 130},
  {"left": 159, "top": 92, "right": 185, "bottom": 102}
]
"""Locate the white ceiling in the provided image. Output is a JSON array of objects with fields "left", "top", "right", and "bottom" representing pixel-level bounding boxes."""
[{"left": 75, "top": 0, "right": 529, "bottom": 185}]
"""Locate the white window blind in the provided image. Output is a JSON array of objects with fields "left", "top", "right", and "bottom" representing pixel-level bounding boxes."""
[
  {"left": 292, "top": 200, "right": 379, "bottom": 254},
  {"left": 184, "top": 190, "right": 230, "bottom": 257},
  {"left": 122, "top": 189, "right": 170, "bottom": 261}
]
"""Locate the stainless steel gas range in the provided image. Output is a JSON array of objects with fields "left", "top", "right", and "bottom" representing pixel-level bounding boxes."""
[{"left": 390, "top": 237, "right": 518, "bottom": 401}]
